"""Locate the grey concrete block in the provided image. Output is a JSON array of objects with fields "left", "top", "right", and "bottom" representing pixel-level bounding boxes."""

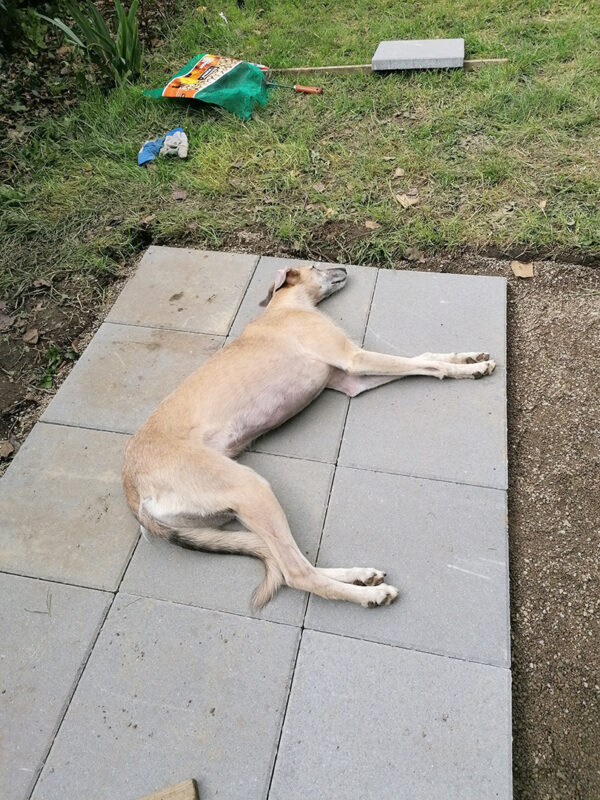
[
  {"left": 33, "top": 595, "right": 299, "bottom": 800},
  {"left": 106, "top": 247, "right": 258, "bottom": 334},
  {"left": 121, "top": 452, "right": 334, "bottom": 626},
  {"left": 42, "top": 323, "right": 223, "bottom": 434},
  {"left": 339, "top": 269, "right": 507, "bottom": 489},
  {"left": 269, "top": 630, "right": 512, "bottom": 800},
  {"left": 229, "top": 256, "right": 376, "bottom": 462},
  {"left": 372, "top": 38, "right": 465, "bottom": 71},
  {"left": 0, "top": 423, "right": 138, "bottom": 590},
  {"left": 305, "top": 467, "right": 509, "bottom": 666},
  {"left": 0, "top": 574, "right": 110, "bottom": 800},
  {"left": 230, "top": 255, "right": 376, "bottom": 343}
]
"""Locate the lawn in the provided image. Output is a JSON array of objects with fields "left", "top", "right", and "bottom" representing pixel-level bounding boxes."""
[{"left": 2, "top": 0, "right": 600, "bottom": 300}]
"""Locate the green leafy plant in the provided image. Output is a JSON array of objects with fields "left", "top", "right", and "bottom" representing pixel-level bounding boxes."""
[
  {"left": 40, "top": 344, "right": 77, "bottom": 389},
  {"left": 40, "top": 0, "right": 141, "bottom": 84}
]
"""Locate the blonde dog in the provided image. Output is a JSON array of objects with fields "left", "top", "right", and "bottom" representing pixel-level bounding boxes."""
[{"left": 123, "top": 265, "right": 495, "bottom": 609}]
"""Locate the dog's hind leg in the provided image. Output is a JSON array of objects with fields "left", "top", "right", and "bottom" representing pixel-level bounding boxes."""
[{"left": 230, "top": 463, "right": 399, "bottom": 608}]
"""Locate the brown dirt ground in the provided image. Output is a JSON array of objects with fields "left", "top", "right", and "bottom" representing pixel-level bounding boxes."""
[{"left": 1, "top": 244, "right": 599, "bottom": 798}]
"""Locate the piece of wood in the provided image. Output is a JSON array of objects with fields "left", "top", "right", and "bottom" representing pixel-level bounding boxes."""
[
  {"left": 137, "top": 778, "right": 199, "bottom": 800},
  {"left": 463, "top": 58, "right": 508, "bottom": 70},
  {"left": 272, "top": 57, "right": 507, "bottom": 75},
  {"left": 272, "top": 63, "right": 371, "bottom": 75}
]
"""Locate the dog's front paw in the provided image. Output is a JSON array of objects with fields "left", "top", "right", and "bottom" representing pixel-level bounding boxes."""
[
  {"left": 464, "top": 352, "right": 490, "bottom": 364},
  {"left": 362, "top": 583, "right": 399, "bottom": 608},
  {"left": 472, "top": 359, "right": 496, "bottom": 379}
]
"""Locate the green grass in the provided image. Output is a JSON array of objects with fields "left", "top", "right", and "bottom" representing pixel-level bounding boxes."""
[{"left": 2, "top": 0, "right": 600, "bottom": 295}]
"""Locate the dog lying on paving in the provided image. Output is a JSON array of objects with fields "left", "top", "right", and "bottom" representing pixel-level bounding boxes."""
[{"left": 123, "top": 265, "right": 495, "bottom": 609}]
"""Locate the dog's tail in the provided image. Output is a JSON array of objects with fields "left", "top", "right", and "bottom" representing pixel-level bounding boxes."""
[{"left": 251, "top": 558, "right": 284, "bottom": 611}]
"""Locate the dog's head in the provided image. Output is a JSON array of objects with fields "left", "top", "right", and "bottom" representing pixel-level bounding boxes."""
[{"left": 259, "top": 264, "right": 348, "bottom": 307}]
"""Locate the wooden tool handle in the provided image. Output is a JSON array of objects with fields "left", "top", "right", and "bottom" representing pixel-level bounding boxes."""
[{"left": 294, "top": 84, "right": 323, "bottom": 94}]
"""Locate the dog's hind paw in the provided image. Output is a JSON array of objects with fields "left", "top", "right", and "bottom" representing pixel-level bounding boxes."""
[
  {"left": 352, "top": 567, "right": 386, "bottom": 586},
  {"left": 363, "top": 583, "right": 399, "bottom": 608}
]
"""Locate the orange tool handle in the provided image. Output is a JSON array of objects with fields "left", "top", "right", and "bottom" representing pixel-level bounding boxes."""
[{"left": 294, "top": 84, "right": 323, "bottom": 94}]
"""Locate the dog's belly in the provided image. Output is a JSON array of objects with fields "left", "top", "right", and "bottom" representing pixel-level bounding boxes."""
[{"left": 206, "top": 358, "right": 330, "bottom": 455}]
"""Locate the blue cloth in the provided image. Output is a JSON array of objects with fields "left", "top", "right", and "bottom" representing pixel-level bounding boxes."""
[
  {"left": 137, "top": 128, "right": 186, "bottom": 166},
  {"left": 138, "top": 135, "right": 165, "bottom": 166}
]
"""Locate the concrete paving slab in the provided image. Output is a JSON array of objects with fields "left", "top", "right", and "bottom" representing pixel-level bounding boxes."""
[
  {"left": 121, "top": 452, "right": 334, "bottom": 626},
  {"left": 269, "top": 630, "right": 512, "bottom": 800},
  {"left": 229, "top": 256, "right": 375, "bottom": 462},
  {"left": 0, "top": 423, "right": 137, "bottom": 590},
  {"left": 230, "top": 256, "right": 376, "bottom": 344},
  {"left": 305, "top": 467, "right": 509, "bottom": 666},
  {"left": 372, "top": 38, "right": 465, "bottom": 70},
  {"left": 107, "top": 247, "right": 257, "bottom": 334},
  {"left": 32, "top": 595, "right": 299, "bottom": 800},
  {"left": 0, "top": 573, "right": 110, "bottom": 800},
  {"left": 339, "top": 269, "right": 507, "bottom": 489},
  {"left": 42, "top": 323, "right": 223, "bottom": 434}
]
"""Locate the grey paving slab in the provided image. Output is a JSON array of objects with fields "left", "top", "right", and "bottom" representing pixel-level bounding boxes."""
[
  {"left": 32, "top": 595, "right": 299, "bottom": 800},
  {"left": 122, "top": 452, "right": 334, "bottom": 626},
  {"left": 269, "top": 630, "right": 512, "bottom": 800},
  {"left": 0, "top": 573, "right": 110, "bottom": 800},
  {"left": 42, "top": 323, "right": 223, "bottom": 434},
  {"left": 339, "top": 269, "right": 507, "bottom": 489},
  {"left": 106, "top": 246, "right": 257, "bottom": 334},
  {"left": 372, "top": 38, "right": 465, "bottom": 70},
  {"left": 0, "top": 423, "right": 137, "bottom": 590},
  {"left": 305, "top": 467, "right": 509, "bottom": 666},
  {"left": 229, "top": 256, "right": 376, "bottom": 462}
]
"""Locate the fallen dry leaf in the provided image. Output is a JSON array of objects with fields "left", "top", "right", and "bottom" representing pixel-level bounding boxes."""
[
  {"left": 538, "top": 199, "right": 547, "bottom": 211},
  {"left": 0, "top": 441, "right": 14, "bottom": 460},
  {"left": 382, "top": 156, "right": 395, "bottom": 161},
  {"left": 313, "top": 182, "right": 326, "bottom": 193},
  {"left": 172, "top": 189, "right": 188, "bottom": 201},
  {"left": 22, "top": 328, "right": 39, "bottom": 345},
  {"left": 33, "top": 277, "right": 51, "bottom": 289},
  {"left": 405, "top": 246, "right": 425, "bottom": 263},
  {"left": 364, "top": 220, "right": 380, "bottom": 230},
  {"left": 228, "top": 177, "right": 243, "bottom": 188},
  {"left": 306, "top": 202, "right": 326, "bottom": 212},
  {"left": 140, "top": 213, "right": 156, "bottom": 225},
  {"left": 0, "top": 313, "right": 16, "bottom": 332},
  {"left": 406, "top": 187, "right": 418, "bottom": 197},
  {"left": 396, "top": 193, "right": 419, "bottom": 209},
  {"left": 394, "top": 167, "right": 405, "bottom": 178},
  {"left": 511, "top": 260, "right": 534, "bottom": 278}
]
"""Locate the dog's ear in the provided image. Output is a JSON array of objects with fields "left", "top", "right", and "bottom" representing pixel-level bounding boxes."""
[{"left": 258, "top": 268, "right": 300, "bottom": 307}]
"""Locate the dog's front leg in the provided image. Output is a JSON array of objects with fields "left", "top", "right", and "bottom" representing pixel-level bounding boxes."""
[{"left": 348, "top": 349, "right": 496, "bottom": 380}]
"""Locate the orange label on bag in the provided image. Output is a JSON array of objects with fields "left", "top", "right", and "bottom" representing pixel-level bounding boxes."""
[{"left": 162, "top": 54, "right": 239, "bottom": 98}]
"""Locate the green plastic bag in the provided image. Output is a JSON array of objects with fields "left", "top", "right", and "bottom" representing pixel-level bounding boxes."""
[{"left": 144, "top": 54, "right": 269, "bottom": 120}]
